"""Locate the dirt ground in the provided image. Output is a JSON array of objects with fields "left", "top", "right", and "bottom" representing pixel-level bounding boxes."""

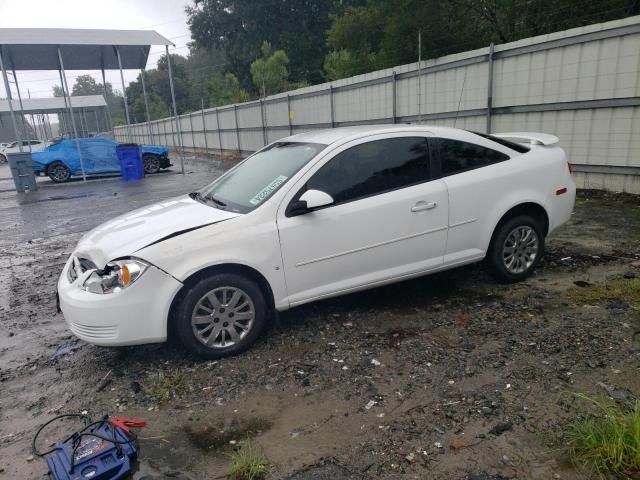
[{"left": 1, "top": 157, "right": 639, "bottom": 480}]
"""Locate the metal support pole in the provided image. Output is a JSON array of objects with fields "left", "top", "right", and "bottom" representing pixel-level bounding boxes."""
[
  {"left": 140, "top": 70, "right": 154, "bottom": 144},
  {"left": 486, "top": 42, "right": 495, "bottom": 134},
  {"left": 201, "top": 98, "right": 209, "bottom": 154},
  {"left": 392, "top": 71, "right": 397, "bottom": 124},
  {"left": 260, "top": 100, "right": 267, "bottom": 146},
  {"left": 115, "top": 46, "right": 132, "bottom": 142},
  {"left": 0, "top": 48, "right": 23, "bottom": 152},
  {"left": 100, "top": 68, "right": 113, "bottom": 134},
  {"left": 166, "top": 45, "right": 185, "bottom": 174},
  {"left": 233, "top": 104, "right": 240, "bottom": 153},
  {"left": 11, "top": 68, "right": 30, "bottom": 152},
  {"left": 215, "top": 108, "right": 222, "bottom": 154},
  {"left": 287, "top": 94, "right": 292, "bottom": 135},
  {"left": 57, "top": 47, "right": 86, "bottom": 181},
  {"left": 329, "top": 86, "right": 335, "bottom": 128},
  {"left": 93, "top": 109, "right": 99, "bottom": 134}
]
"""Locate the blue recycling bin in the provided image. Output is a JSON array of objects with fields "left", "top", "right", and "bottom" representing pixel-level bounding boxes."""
[{"left": 116, "top": 143, "right": 144, "bottom": 180}]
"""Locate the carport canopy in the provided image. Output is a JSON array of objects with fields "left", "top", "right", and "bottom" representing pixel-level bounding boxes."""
[{"left": 0, "top": 28, "right": 173, "bottom": 70}]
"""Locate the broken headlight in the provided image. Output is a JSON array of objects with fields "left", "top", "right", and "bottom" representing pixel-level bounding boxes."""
[{"left": 82, "top": 259, "right": 148, "bottom": 294}]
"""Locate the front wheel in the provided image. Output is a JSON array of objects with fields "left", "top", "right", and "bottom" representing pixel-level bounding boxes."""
[
  {"left": 47, "top": 162, "right": 71, "bottom": 183},
  {"left": 487, "top": 215, "right": 544, "bottom": 283},
  {"left": 175, "top": 273, "right": 268, "bottom": 359},
  {"left": 143, "top": 154, "right": 160, "bottom": 174}
]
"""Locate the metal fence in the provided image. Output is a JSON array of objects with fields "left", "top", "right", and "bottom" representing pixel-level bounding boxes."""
[{"left": 115, "top": 15, "right": 640, "bottom": 194}]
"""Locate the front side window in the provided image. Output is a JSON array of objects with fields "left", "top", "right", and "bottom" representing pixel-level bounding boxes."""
[
  {"left": 197, "top": 141, "right": 326, "bottom": 213},
  {"left": 305, "top": 137, "right": 431, "bottom": 205},
  {"left": 438, "top": 138, "right": 509, "bottom": 175}
]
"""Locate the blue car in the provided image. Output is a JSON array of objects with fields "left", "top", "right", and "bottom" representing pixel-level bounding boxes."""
[{"left": 31, "top": 136, "right": 171, "bottom": 183}]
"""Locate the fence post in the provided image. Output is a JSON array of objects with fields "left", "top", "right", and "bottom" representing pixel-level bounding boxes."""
[
  {"left": 189, "top": 113, "right": 196, "bottom": 154},
  {"left": 392, "top": 71, "right": 397, "bottom": 124},
  {"left": 260, "top": 99, "right": 267, "bottom": 146},
  {"left": 201, "top": 98, "right": 209, "bottom": 154},
  {"left": 233, "top": 104, "right": 241, "bottom": 153},
  {"left": 287, "top": 94, "right": 293, "bottom": 135},
  {"left": 329, "top": 86, "right": 335, "bottom": 128},
  {"left": 215, "top": 108, "right": 223, "bottom": 154},
  {"left": 486, "top": 42, "right": 495, "bottom": 134}
]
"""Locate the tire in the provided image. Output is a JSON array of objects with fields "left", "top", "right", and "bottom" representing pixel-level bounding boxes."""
[
  {"left": 143, "top": 154, "right": 160, "bottom": 174},
  {"left": 0, "top": 154, "right": 6, "bottom": 164},
  {"left": 175, "top": 273, "right": 268, "bottom": 359},
  {"left": 487, "top": 215, "right": 545, "bottom": 283},
  {"left": 47, "top": 162, "right": 71, "bottom": 183}
]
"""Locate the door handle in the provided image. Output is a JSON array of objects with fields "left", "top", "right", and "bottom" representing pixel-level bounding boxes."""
[{"left": 411, "top": 201, "right": 437, "bottom": 212}]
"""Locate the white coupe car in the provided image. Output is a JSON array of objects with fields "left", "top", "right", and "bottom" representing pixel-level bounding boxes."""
[{"left": 58, "top": 125, "right": 575, "bottom": 358}]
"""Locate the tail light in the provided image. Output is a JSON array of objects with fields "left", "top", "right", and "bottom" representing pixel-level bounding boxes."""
[{"left": 567, "top": 162, "right": 573, "bottom": 174}]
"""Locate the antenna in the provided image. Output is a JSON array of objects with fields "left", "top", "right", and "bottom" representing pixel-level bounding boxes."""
[
  {"left": 417, "top": 30, "right": 422, "bottom": 124},
  {"left": 453, "top": 66, "right": 468, "bottom": 128}
]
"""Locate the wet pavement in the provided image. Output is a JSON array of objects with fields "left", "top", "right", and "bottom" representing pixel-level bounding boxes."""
[{"left": 1, "top": 159, "right": 639, "bottom": 479}]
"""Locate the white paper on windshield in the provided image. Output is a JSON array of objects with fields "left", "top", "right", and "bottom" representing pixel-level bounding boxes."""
[{"left": 249, "top": 175, "right": 288, "bottom": 205}]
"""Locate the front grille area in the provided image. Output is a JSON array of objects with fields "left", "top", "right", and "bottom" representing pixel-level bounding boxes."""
[
  {"left": 69, "top": 321, "right": 117, "bottom": 340},
  {"left": 68, "top": 256, "right": 97, "bottom": 283}
]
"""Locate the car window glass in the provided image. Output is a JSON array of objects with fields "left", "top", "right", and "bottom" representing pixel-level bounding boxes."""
[
  {"left": 306, "top": 137, "right": 431, "bottom": 205},
  {"left": 438, "top": 138, "right": 509, "bottom": 175}
]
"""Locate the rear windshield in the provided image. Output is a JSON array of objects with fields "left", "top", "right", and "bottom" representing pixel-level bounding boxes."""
[{"left": 470, "top": 131, "right": 530, "bottom": 154}]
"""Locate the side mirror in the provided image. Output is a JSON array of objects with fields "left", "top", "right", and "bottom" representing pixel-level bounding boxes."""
[
  {"left": 287, "top": 189, "right": 334, "bottom": 217},
  {"left": 300, "top": 189, "right": 334, "bottom": 209}
]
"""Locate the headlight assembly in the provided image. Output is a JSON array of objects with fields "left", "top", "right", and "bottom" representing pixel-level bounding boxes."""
[{"left": 82, "top": 259, "right": 148, "bottom": 294}]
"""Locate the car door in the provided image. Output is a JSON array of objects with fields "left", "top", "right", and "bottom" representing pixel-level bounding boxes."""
[
  {"left": 434, "top": 137, "right": 513, "bottom": 264},
  {"left": 276, "top": 133, "right": 449, "bottom": 306}
]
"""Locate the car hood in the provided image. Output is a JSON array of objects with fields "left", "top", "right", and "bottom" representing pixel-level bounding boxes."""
[{"left": 74, "top": 195, "right": 242, "bottom": 268}]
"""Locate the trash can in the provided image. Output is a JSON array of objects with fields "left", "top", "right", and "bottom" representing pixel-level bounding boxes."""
[
  {"left": 116, "top": 143, "right": 144, "bottom": 181},
  {"left": 8, "top": 152, "right": 38, "bottom": 193}
]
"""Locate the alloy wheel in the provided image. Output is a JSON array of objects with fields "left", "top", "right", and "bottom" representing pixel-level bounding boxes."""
[
  {"left": 502, "top": 225, "right": 539, "bottom": 274},
  {"left": 191, "top": 287, "right": 255, "bottom": 348}
]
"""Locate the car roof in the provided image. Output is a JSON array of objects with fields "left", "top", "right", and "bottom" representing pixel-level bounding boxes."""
[{"left": 284, "top": 124, "right": 476, "bottom": 146}]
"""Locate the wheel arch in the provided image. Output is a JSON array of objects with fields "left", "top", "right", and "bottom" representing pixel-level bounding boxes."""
[
  {"left": 488, "top": 202, "right": 549, "bottom": 251},
  {"left": 167, "top": 262, "right": 276, "bottom": 340}
]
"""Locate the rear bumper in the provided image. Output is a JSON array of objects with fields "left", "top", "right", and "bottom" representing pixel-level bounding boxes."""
[{"left": 57, "top": 257, "right": 182, "bottom": 346}]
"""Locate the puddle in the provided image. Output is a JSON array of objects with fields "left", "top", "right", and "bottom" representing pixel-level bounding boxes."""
[{"left": 136, "top": 416, "right": 272, "bottom": 473}]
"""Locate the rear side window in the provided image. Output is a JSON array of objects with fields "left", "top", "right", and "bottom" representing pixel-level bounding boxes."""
[
  {"left": 438, "top": 138, "right": 509, "bottom": 175},
  {"left": 307, "top": 137, "right": 431, "bottom": 205}
]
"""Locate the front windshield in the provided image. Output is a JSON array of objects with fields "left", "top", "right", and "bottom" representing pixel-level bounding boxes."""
[{"left": 196, "top": 141, "right": 326, "bottom": 212}]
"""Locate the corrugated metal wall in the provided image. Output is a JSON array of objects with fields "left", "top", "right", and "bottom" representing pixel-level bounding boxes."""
[{"left": 117, "top": 16, "right": 640, "bottom": 193}]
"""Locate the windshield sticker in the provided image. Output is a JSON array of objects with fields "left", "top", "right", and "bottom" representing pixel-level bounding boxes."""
[{"left": 249, "top": 175, "right": 288, "bottom": 205}]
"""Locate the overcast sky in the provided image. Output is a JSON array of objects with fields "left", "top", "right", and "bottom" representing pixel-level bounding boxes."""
[{"left": 0, "top": 0, "right": 192, "bottom": 99}]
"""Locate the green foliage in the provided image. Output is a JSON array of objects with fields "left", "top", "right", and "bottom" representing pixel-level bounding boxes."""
[
  {"left": 207, "top": 72, "right": 250, "bottom": 107},
  {"left": 186, "top": 0, "right": 340, "bottom": 86},
  {"left": 228, "top": 440, "right": 270, "bottom": 480},
  {"left": 563, "top": 393, "right": 640, "bottom": 477},
  {"left": 323, "top": 0, "right": 639, "bottom": 80},
  {"left": 250, "top": 41, "right": 290, "bottom": 97}
]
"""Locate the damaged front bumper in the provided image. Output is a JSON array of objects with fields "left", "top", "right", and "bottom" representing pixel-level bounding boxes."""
[{"left": 57, "top": 256, "right": 182, "bottom": 346}]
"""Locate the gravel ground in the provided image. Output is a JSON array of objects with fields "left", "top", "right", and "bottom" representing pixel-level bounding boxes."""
[{"left": 1, "top": 158, "right": 639, "bottom": 480}]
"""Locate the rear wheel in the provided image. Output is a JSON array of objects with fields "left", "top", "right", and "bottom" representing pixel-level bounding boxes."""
[
  {"left": 487, "top": 215, "right": 544, "bottom": 282},
  {"left": 143, "top": 154, "right": 160, "bottom": 174},
  {"left": 175, "top": 273, "right": 268, "bottom": 359},
  {"left": 47, "top": 162, "right": 71, "bottom": 183}
]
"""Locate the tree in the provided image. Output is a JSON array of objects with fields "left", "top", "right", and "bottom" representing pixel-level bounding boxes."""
[
  {"left": 53, "top": 75, "right": 125, "bottom": 127},
  {"left": 186, "top": 0, "right": 339, "bottom": 87},
  {"left": 206, "top": 72, "right": 250, "bottom": 107},
  {"left": 250, "top": 42, "right": 289, "bottom": 97}
]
